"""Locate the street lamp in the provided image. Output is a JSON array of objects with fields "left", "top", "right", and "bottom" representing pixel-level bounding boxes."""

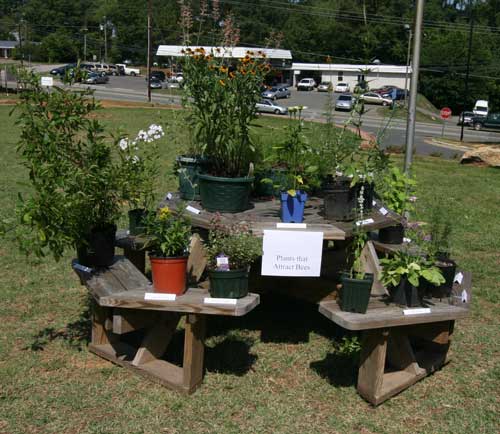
[{"left": 403, "top": 24, "right": 412, "bottom": 106}]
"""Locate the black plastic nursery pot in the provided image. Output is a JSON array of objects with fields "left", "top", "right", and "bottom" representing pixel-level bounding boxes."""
[
  {"left": 339, "top": 272, "right": 373, "bottom": 314},
  {"left": 323, "top": 177, "right": 356, "bottom": 221},
  {"left": 253, "top": 168, "right": 287, "bottom": 198},
  {"left": 428, "top": 257, "right": 457, "bottom": 298},
  {"left": 176, "top": 156, "right": 207, "bottom": 201},
  {"left": 199, "top": 174, "right": 254, "bottom": 213},
  {"left": 390, "top": 277, "right": 422, "bottom": 307},
  {"left": 208, "top": 269, "right": 249, "bottom": 299},
  {"left": 378, "top": 224, "right": 405, "bottom": 245},
  {"left": 128, "top": 208, "right": 149, "bottom": 236},
  {"left": 77, "top": 224, "right": 117, "bottom": 268}
]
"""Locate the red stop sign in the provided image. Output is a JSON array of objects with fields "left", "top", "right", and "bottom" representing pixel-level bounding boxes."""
[{"left": 440, "top": 107, "right": 452, "bottom": 119}]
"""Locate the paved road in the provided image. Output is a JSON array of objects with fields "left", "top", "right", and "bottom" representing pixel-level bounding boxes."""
[{"left": 17, "top": 73, "right": 499, "bottom": 157}]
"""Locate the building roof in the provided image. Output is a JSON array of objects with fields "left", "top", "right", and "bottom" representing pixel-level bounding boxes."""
[
  {"left": 156, "top": 45, "right": 292, "bottom": 60},
  {"left": 292, "top": 62, "right": 411, "bottom": 74},
  {"left": 0, "top": 40, "right": 18, "bottom": 49}
]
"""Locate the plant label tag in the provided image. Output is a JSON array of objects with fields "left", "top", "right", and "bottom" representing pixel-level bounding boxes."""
[
  {"left": 276, "top": 223, "right": 307, "bottom": 229},
  {"left": 186, "top": 205, "right": 201, "bottom": 214},
  {"left": 216, "top": 254, "right": 230, "bottom": 271},
  {"left": 41, "top": 76, "right": 53, "bottom": 87},
  {"left": 165, "top": 192, "right": 173, "bottom": 201},
  {"left": 379, "top": 207, "right": 388, "bottom": 216},
  {"left": 454, "top": 272, "right": 464, "bottom": 284},
  {"left": 403, "top": 308, "right": 431, "bottom": 315},
  {"left": 204, "top": 297, "right": 238, "bottom": 305},
  {"left": 72, "top": 262, "right": 93, "bottom": 273},
  {"left": 403, "top": 237, "right": 412, "bottom": 243},
  {"left": 144, "top": 292, "right": 176, "bottom": 301},
  {"left": 372, "top": 200, "right": 377, "bottom": 206},
  {"left": 355, "top": 218, "right": 374, "bottom": 226},
  {"left": 261, "top": 230, "right": 323, "bottom": 277}
]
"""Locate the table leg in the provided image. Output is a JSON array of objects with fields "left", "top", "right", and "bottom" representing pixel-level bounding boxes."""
[{"left": 183, "top": 314, "right": 206, "bottom": 393}]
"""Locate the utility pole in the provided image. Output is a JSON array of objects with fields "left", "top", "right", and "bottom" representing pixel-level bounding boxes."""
[
  {"left": 403, "top": 24, "right": 412, "bottom": 106},
  {"left": 147, "top": 0, "right": 152, "bottom": 103},
  {"left": 404, "top": 0, "right": 425, "bottom": 174},
  {"left": 460, "top": 1, "right": 474, "bottom": 142},
  {"left": 18, "top": 20, "right": 24, "bottom": 67},
  {"left": 83, "top": 25, "right": 88, "bottom": 62},
  {"left": 103, "top": 16, "right": 108, "bottom": 62}
]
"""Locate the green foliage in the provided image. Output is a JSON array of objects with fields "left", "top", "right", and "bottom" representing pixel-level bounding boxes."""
[
  {"left": 380, "top": 250, "right": 445, "bottom": 289},
  {"left": 378, "top": 165, "right": 417, "bottom": 215},
  {"left": 427, "top": 204, "right": 453, "bottom": 257},
  {"left": 181, "top": 49, "right": 270, "bottom": 177},
  {"left": 143, "top": 205, "right": 192, "bottom": 258},
  {"left": 205, "top": 216, "right": 262, "bottom": 271},
  {"left": 332, "top": 336, "right": 361, "bottom": 358},
  {"left": 11, "top": 70, "right": 123, "bottom": 261}
]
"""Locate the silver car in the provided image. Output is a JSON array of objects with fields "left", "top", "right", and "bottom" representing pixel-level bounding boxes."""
[
  {"left": 317, "top": 82, "right": 333, "bottom": 92},
  {"left": 335, "top": 94, "right": 354, "bottom": 111},
  {"left": 360, "top": 92, "right": 393, "bottom": 106},
  {"left": 261, "top": 86, "right": 291, "bottom": 100},
  {"left": 256, "top": 99, "right": 288, "bottom": 115}
]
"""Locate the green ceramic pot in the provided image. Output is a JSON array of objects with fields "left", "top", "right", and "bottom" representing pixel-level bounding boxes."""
[
  {"left": 199, "top": 174, "right": 254, "bottom": 213},
  {"left": 339, "top": 272, "right": 373, "bottom": 314},
  {"left": 208, "top": 269, "right": 249, "bottom": 299}
]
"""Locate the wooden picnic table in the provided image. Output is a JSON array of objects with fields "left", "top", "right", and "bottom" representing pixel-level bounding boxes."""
[
  {"left": 73, "top": 256, "right": 259, "bottom": 394},
  {"left": 318, "top": 272, "right": 471, "bottom": 405}
]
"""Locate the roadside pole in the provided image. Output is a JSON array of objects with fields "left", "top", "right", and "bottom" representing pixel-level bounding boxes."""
[
  {"left": 460, "top": 2, "right": 474, "bottom": 142},
  {"left": 404, "top": 0, "right": 425, "bottom": 174},
  {"left": 147, "top": 0, "right": 152, "bottom": 103}
]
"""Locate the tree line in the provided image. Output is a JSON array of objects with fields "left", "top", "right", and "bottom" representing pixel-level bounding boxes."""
[{"left": 1, "top": 0, "right": 500, "bottom": 113}]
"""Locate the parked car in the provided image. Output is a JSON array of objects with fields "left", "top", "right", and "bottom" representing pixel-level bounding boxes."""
[
  {"left": 335, "top": 94, "right": 354, "bottom": 111},
  {"left": 472, "top": 112, "right": 500, "bottom": 131},
  {"left": 149, "top": 70, "right": 166, "bottom": 81},
  {"left": 116, "top": 63, "right": 140, "bottom": 76},
  {"left": 256, "top": 99, "right": 288, "bottom": 115},
  {"left": 317, "top": 82, "right": 332, "bottom": 92},
  {"left": 457, "top": 111, "right": 474, "bottom": 126},
  {"left": 85, "top": 72, "right": 109, "bottom": 84},
  {"left": 382, "top": 88, "right": 406, "bottom": 101},
  {"left": 50, "top": 63, "right": 76, "bottom": 76},
  {"left": 116, "top": 64, "right": 126, "bottom": 75},
  {"left": 262, "top": 86, "right": 291, "bottom": 100},
  {"left": 149, "top": 78, "right": 163, "bottom": 89},
  {"left": 297, "top": 78, "right": 316, "bottom": 91},
  {"left": 360, "top": 92, "right": 393, "bottom": 106},
  {"left": 335, "top": 82, "right": 350, "bottom": 93},
  {"left": 107, "top": 64, "right": 120, "bottom": 76},
  {"left": 373, "top": 85, "right": 396, "bottom": 95}
]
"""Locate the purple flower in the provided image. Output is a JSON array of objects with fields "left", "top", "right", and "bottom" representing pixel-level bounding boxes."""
[{"left": 423, "top": 234, "right": 432, "bottom": 242}]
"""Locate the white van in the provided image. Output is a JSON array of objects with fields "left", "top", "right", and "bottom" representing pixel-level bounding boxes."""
[{"left": 473, "top": 100, "right": 488, "bottom": 117}]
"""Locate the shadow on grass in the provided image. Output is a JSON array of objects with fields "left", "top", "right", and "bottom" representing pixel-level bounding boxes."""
[
  {"left": 27, "top": 297, "right": 91, "bottom": 351},
  {"left": 309, "top": 353, "right": 358, "bottom": 388}
]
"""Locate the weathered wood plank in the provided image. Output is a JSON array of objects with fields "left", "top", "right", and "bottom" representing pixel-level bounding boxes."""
[
  {"left": 318, "top": 297, "right": 469, "bottom": 331},
  {"left": 99, "top": 288, "right": 260, "bottom": 317},
  {"left": 112, "top": 309, "right": 161, "bottom": 335},
  {"left": 387, "top": 329, "right": 424, "bottom": 376},
  {"left": 107, "top": 256, "right": 150, "bottom": 291},
  {"left": 357, "top": 329, "right": 388, "bottom": 403},
  {"left": 183, "top": 314, "right": 206, "bottom": 392},
  {"left": 187, "top": 234, "right": 208, "bottom": 283},
  {"left": 359, "top": 241, "right": 387, "bottom": 296}
]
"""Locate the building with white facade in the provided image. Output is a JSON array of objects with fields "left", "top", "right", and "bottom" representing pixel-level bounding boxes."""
[
  {"left": 292, "top": 63, "right": 412, "bottom": 90},
  {"left": 0, "top": 41, "right": 18, "bottom": 59}
]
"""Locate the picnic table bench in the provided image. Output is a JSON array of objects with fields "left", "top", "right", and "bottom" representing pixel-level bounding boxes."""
[
  {"left": 319, "top": 272, "right": 471, "bottom": 405},
  {"left": 73, "top": 256, "right": 259, "bottom": 394}
]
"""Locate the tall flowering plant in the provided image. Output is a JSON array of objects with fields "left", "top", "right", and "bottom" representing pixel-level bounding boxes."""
[
  {"left": 181, "top": 48, "right": 270, "bottom": 177},
  {"left": 117, "top": 124, "right": 163, "bottom": 210}
]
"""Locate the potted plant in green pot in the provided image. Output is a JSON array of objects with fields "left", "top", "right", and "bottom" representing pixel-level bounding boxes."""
[
  {"left": 12, "top": 70, "right": 124, "bottom": 268},
  {"left": 380, "top": 250, "right": 445, "bottom": 307},
  {"left": 143, "top": 205, "right": 192, "bottom": 294},
  {"left": 181, "top": 49, "right": 270, "bottom": 213},
  {"left": 339, "top": 203, "right": 373, "bottom": 313},
  {"left": 204, "top": 216, "right": 262, "bottom": 298},
  {"left": 118, "top": 124, "right": 162, "bottom": 235},
  {"left": 378, "top": 165, "right": 416, "bottom": 244}
]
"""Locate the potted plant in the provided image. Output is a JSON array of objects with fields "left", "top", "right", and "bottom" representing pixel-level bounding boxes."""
[
  {"left": 118, "top": 125, "right": 163, "bottom": 235},
  {"left": 181, "top": 48, "right": 270, "bottom": 213},
  {"left": 12, "top": 70, "right": 124, "bottom": 268},
  {"left": 378, "top": 165, "right": 416, "bottom": 244},
  {"left": 380, "top": 250, "right": 445, "bottom": 307},
  {"left": 339, "top": 197, "right": 373, "bottom": 314},
  {"left": 204, "top": 216, "right": 262, "bottom": 298},
  {"left": 143, "top": 206, "right": 192, "bottom": 294},
  {"left": 275, "top": 106, "right": 318, "bottom": 223}
]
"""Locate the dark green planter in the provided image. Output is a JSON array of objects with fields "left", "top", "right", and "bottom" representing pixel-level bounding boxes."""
[
  {"left": 323, "top": 177, "right": 357, "bottom": 221},
  {"left": 209, "top": 269, "right": 249, "bottom": 298},
  {"left": 428, "top": 258, "right": 457, "bottom": 299},
  {"left": 176, "top": 156, "right": 207, "bottom": 201},
  {"left": 199, "top": 174, "right": 254, "bottom": 213},
  {"left": 379, "top": 224, "right": 405, "bottom": 245},
  {"left": 390, "top": 278, "right": 423, "bottom": 307},
  {"left": 128, "top": 208, "right": 149, "bottom": 236},
  {"left": 339, "top": 272, "right": 373, "bottom": 313}
]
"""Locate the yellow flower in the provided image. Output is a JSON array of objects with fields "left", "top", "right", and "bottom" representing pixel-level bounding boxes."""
[
  {"left": 159, "top": 206, "right": 171, "bottom": 220},
  {"left": 219, "top": 66, "right": 228, "bottom": 74},
  {"left": 219, "top": 79, "right": 226, "bottom": 86},
  {"left": 229, "top": 71, "right": 235, "bottom": 78}
]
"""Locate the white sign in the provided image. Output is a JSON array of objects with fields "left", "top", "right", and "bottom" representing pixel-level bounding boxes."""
[
  {"left": 261, "top": 230, "right": 323, "bottom": 277},
  {"left": 41, "top": 76, "right": 53, "bottom": 87},
  {"left": 355, "top": 218, "right": 374, "bottom": 226},
  {"left": 144, "top": 292, "right": 176, "bottom": 301},
  {"left": 403, "top": 308, "right": 431, "bottom": 315},
  {"left": 186, "top": 205, "right": 201, "bottom": 215},
  {"left": 379, "top": 207, "right": 388, "bottom": 216},
  {"left": 276, "top": 222, "right": 307, "bottom": 229},
  {"left": 454, "top": 272, "right": 464, "bottom": 284},
  {"left": 204, "top": 297, "right": 238, "bottom": 305}
]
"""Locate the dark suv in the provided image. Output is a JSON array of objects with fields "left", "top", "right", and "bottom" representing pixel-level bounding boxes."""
[
  {"left": 472, "top": 112, "right": 500, "bottom": 131},
  {"left": 149, "top": 70, "right": 166, "bottom": 81}
]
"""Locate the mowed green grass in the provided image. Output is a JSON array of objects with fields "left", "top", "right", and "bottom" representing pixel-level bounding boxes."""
[{"left": 0, "top": 104, "right": 499, "bottom": 434}]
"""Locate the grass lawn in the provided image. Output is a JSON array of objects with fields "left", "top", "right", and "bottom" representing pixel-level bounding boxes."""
[{"left": 0, "top": 104, "right": 499, "bottom": 434}]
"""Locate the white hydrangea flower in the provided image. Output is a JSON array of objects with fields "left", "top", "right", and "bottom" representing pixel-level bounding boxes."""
[
  {"left": 132, "top": 155, "right": 140, "bottom": 163},
  {"left": 119, "top": 138, "right": 129, "bottom": 150}
]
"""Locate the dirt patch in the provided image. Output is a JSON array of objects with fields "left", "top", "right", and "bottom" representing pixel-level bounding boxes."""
[
  {"left": 99, "top": 99, "right": 182, "bottom": 110},
  {"left": 0, "top": 99, "right": 17, "bottom": 105}
]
